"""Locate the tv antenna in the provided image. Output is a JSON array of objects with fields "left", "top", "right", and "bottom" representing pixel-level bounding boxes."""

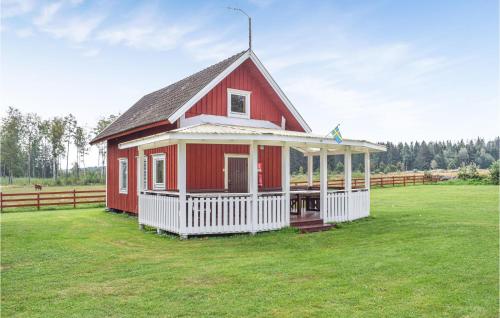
[{"left": 227, "top": 7, "right": 252, "bottom": 50}]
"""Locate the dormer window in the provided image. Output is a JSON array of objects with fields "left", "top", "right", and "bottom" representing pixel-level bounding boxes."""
[{"left": 227, "top": 88, "right": 250, "bottom": 118}]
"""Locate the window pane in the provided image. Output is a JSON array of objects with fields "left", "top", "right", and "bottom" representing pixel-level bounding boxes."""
[
  {"left": 156, "top": 159, "right": 164, "bottom": 184},
  {"left": 121, "top": 161, "right": 127, "bottom": 189},
  {"left": 231, "top": 94, "right": 246, "bottom": 113}
]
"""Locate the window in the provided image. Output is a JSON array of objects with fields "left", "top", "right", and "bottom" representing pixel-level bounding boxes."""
[
  {"left": 119, "top": 158, "right": 128, "bottom": 194},
  {"left": 227, "top": 88, "right": 250, "bottom": 118},
  {"left": 152, "top": 154, "right": 166, "bottom": 190}
]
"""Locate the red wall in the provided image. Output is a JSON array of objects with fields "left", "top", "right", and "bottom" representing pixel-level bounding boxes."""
[
  {"left": 185, "top": 59, "right": 305, "bottom": 132},
  {"left": 186, "top": 144, "right": 282, "bottom": 192}
]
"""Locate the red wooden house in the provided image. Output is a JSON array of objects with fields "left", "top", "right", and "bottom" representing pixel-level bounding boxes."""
[{"left": 91, "top": 50, "right": 385, "bottom": 237}]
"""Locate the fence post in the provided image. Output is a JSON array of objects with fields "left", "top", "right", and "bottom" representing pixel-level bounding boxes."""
[
  {"left": 422, "top": 175, "right": 425, "bottom": 184},
  {"left": 380, "top": 178, "right": 383, "bottom": 187},
  {"left": 0, "top": 192, "right": 2, "bottom": 212},
  {"left": 73, "top": 189, "right": 76, "bottom": 208},
  {"left": 37, "top": 193, "right": 40, "bottom": 210},
  {"left": 413, "top": 175, "right": 416, "bottom": 185},
  {"left": 392, "top": 176, "right": 395, "bottom": 187},
  {"left": 403, "top": 176, "right": 406, "bottom": 186}
]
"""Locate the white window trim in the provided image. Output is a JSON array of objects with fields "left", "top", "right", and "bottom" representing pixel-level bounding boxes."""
[
  {"left": 152, "top": 153, "right": 166, "bottom": 190},
  {"left": 119, "top": 158, "right": 128, "bottom": 194},
  {"left": 227, "top": 88, "right": 251, "bottom": 119},
  {"left": 224, "top": 154, "right": 250, "bottom": 192}
]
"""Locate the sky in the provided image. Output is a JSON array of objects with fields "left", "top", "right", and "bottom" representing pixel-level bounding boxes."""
[{"left": 1, "top": 0, "right": 499, "bottom": 167}]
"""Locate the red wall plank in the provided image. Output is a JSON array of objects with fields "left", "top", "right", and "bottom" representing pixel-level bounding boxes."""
[{"left": 185, "top": 59, "right": 305, "bottom": 132}]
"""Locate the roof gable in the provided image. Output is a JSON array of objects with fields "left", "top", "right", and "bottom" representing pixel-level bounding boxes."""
[{"left": 92, "top": 50, "right": 310, "bottom": 144}]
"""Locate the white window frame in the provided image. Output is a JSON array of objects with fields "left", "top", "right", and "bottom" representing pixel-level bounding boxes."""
[
  {"left": 224, "top": 154, "right": 250, "bottom": 192},
  {"left": 118, "top": 158, "right": 128, "bottom": 194},
  {"left": 152, "top": 153, "right": 166, "bottom": 190},
  {"left": 227, "top": 88, "right": 251, "bottom": 119}
]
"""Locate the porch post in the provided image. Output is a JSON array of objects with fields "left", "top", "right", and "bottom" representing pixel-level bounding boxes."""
[
  {"left": 178, "top": 142, "right": 187, "bottom": 238},
  {"left": 307, "top": 155, "right": 313, "bottom": 187},
  {"left": 344, "top": 148, "right": 352, "bottom": 192},
  {"left": 319, "top": 147, "right": 328, "bottom": 219},
  {"left": 249, "top": 142, "right": 258, "bottom": 234},
  {"left": 364, "top": 151, "right": 371, "bottom": 217},
  {"left": 282, "top": 144, "right": 290, "bottom": 226},
  {"left": 137, "top": 146, "right": 144, "bottom": 229},
  {"left": 138, "top": 147, "right": 144, "bottom": 193},
  {"left": 344, "top": 148, "right": 352, "bottom": 220},
  {"left": 364, "top": 151, "right": 370, "bottom": 190}
]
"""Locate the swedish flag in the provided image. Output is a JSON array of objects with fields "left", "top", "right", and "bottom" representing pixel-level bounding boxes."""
[{"left": 330, "top": 125, "right": 342, "bottom": 144}]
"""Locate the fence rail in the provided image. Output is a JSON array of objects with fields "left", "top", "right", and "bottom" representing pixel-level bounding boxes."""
[
  {"left": 0, "top": 189, "right": 105, "bottom": 211},
  {"left": 291, "top": 174, "right": 439, "bottom": 189}
]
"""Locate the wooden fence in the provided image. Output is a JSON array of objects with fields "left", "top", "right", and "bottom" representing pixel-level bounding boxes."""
[
  {"left": 0, "top": 189, "right": 105, "bottom": 211},
  {"left": 291, "top": 174, "right": 440, "bottom": 189}
]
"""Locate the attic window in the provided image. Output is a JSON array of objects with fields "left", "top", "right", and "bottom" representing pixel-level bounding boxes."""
[{"left": 227, "top": 88, "right": 250, "bottom": 118}]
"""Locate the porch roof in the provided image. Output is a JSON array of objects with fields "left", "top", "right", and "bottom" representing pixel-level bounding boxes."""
[{"left": 118, "top": 123, "right": 386, "bottom": 154}]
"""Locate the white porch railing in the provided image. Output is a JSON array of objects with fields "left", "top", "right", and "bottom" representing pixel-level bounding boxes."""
[
  {"left": 138, "top": 192, "right": 180, "bottom": 233},
  {"left": 255, "top": 192, "right": 288, "bottom": 231},
  {"left": 138, "top": 189, "right": 369, "bottom": 236},
  {"left": 185, "top": 193, "right": 252, "bottom": 235},
  {"left": 324, "top": 189, "right": 370, "bottom": 223}
]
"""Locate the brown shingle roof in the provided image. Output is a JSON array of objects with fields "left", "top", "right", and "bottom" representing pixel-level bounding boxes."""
[{"left": 91, "top": 50, "right": 248, "bottom": 143}]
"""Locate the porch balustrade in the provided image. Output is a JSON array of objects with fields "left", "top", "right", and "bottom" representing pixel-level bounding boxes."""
[{"left": 138, "top": 189, "right": 370, "bottom": 236}]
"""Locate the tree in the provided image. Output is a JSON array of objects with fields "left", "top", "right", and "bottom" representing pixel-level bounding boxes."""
[
  {"left": 93, "top": 114, "right": 118, "bottom": 178},
  {"left": 63, "top": 114, "right": 77, "bottom": 177},
  {"left": 73, "top": 126, "right": 90, "bottom": 178},
  {"left": 457, "top": 147, "right": 469, "bottom": 165},
  {"left": 0, "top": 107, "right": 24, "bottom": 183},
  {"left": 49, "top": 117, "right": 66, "bottom": 180},
  {"left": 21, "top": 113, "right": 41, "bottom": 183}
]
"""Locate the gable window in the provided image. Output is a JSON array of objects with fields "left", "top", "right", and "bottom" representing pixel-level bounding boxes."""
[
  {"left": 119, "top": 158, "right": 128, "bottom": 194},
  {"left": 227, "top": 88, "right": 251, "bottom": 118},
  {"left": 152, "top": 154, "right": 166, "bottom": 190}
]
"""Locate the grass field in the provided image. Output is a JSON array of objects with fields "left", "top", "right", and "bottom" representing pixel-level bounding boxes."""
[{"left": 1, "top": 185, "right": 498, "bottom": 317}]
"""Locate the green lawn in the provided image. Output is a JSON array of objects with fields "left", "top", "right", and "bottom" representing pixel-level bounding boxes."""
[{"left": 1, "top": 185, "right": 498, "bottom": 317}]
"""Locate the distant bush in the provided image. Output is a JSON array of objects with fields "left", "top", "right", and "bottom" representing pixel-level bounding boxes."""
[
  {"left": 458, "top": 163, "right": 480, "bottom": 180},
  {"left": 489, "top": 161, "right": 499, "bottom": 185}
]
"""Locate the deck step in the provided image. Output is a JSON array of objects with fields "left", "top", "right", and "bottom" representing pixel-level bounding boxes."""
[
  {"left": 290, "top": 218, "right": 324, "bottom": 227},
  {"left": 297, "top": 223, "right": 335, "bottom": 233}
]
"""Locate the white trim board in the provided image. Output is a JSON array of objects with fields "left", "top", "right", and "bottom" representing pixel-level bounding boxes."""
[
  {"left": 179, "top": 114, "right": 281, "bottom": 130},
  {"left": 167, "top": 50, "right": 311, "bottom": 133},
  {"left": 224, "top": 154, "right": 250, "bottom": 192}
]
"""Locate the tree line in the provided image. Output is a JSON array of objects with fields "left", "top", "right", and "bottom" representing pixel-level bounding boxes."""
[
  {"left": 291, "top": 138, "right": 500, "bottom": 174},
  {"left": 2, "top": 107, "right": 498, "bottom": 183},
  {"left": 0, "top": 107, "right": 117, "bottom": 184}
]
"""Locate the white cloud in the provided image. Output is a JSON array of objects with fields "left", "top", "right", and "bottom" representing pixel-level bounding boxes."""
[
  {"left": 34, "top": 1, "right": 63, "bottom": 26},
  {"left": 1, "top": 0, "right": 36, "bottom": 18},
  {"left": 39, "top": 15, "right": 104, "bottom": 42},
  {"left": 15, "top": 27, "right": 34, "bottom": 38},
  {"left": 98, "top": 24, "right": 195, "bottom": 51}
]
